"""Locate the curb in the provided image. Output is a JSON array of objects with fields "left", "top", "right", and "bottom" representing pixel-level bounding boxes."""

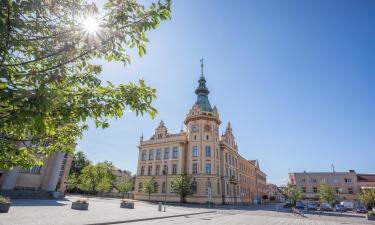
[{"left": 84, "top": 211, "right": 216, "bottom": 225}]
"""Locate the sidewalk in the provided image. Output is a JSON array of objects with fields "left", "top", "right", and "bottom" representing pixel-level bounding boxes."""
[{"left": 0, "top": 196, "right": 215, "bottom": 225}]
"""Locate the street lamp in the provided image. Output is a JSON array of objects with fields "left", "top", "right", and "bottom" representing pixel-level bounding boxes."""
[{"left": 162, "top": 162, "right": 168, "bottom": 212}]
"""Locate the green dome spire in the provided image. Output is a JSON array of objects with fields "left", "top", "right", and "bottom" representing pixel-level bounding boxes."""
[{"left": 195, "top": 59, "right": 213, "bottom": 112}]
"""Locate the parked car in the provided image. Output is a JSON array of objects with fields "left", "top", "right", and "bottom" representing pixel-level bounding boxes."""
[
  {"left": 335, "top": 204, "right": 347, "bottom": 212},
  {"left": 320, "top": 203, "right": 333, "bottom": 211},
  {"left": 341, "top": 201, "right": 354, "bottom": 211},
  {"left": 307, "top": 202, "right": 318, "bottom": 210},
  {"left": 356, "top": 206, "right": 368, "bottom": 214},
  {"left": 295, "top": 201, "right": 305, "bottom": 210}
]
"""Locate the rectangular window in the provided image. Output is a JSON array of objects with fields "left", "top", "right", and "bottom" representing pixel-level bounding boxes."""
[
  {"left": 156, "top": 149, "right": 162, "bottom": 160},
  {"left": 142, "top": 150, "right": 147, "bottom": 161},
  {"left": 173, "top": 146, "right": 178, "bottom": 159},
  {"left": 216, "top": 149, "right": 219, "bottom": 160},
  {"left": 345, "top": 178, "right": 352, "bottom": 183},
  {"left": 205, "top": 163, "right": 211, "bottom": 174},
  {"left": 155, "top": 165, "right": 160, "bottom": 175},
  {"left": 313, "top": 187, "right": 318, "bottom": 193},
  {"left": 348, "top": 188, "right": 353, "bottom": 194},
  {"left": 163, "top": 165, "right": 168, "bottom": 175},
  {"left": 225, "top": 153, "right": 228, "bottom": 163},
  {"left": 149, "top": 149, "right": 154, "bottom": 160},
  {"left": 192, "top": 146, "right": 199, "bottom": 157},
  {"left": 172, "top": 164, "right": 177, "bottom": 175},
  {"left": 205, "top": 146, "right": 211, "bottom": 157},
  {"left": 164, "top": 147, "right": 170, "bottom": 159},
  {"left": 192, "top": 163, "right": 198, "bottom": 174},
  {"left": 140, "top": 166, "right": 145, "bottom": 176},
  {"left": 302, "top": 187, "right": 306, "bottom": 193},
  {"left": 148, "top": 165, "right": 152, "bottom": 175}
]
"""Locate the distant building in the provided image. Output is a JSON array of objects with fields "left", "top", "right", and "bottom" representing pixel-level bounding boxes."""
[
  {"left": 0, "top": 152, "right": 72, "bottom": 195},
  {"left": 267, "top": 183, "right": 285, "bottom": 202},
  {"left": 115, "top": 169, "right": 132, "bottom": 184},
  {"left": 357, "top": 174, "right": 375, "bottom": 190},
  {"left": 288, "top": 170, "right": 359, "bottom": 201},
  {"left": 134, "top": 62, "right": 266, "bottom": 204}
]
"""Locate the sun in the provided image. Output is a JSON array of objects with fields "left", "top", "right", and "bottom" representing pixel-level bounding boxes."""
[{"left": 82, "top": 17, "right": 99, "bottom": 34}]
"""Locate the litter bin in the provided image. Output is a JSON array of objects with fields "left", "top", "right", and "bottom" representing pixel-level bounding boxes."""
[{"left": 158, "top": 202, "right": 162, "bottom": 211}]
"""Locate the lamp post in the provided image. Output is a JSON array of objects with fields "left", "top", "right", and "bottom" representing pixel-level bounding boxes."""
[{"left": 163, "top": 162, "right": 168, "bottom": 212}]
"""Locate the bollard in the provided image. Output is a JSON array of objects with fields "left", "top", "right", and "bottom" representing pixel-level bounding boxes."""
[{"left": 158, "top": 202, "right": 162, "bottom": 211}]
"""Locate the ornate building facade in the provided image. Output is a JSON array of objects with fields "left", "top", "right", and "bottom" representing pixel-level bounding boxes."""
[{"left": 134, "top": 62, "right": 266, "bottom": 204}]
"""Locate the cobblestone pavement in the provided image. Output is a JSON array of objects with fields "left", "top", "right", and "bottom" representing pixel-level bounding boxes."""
[{"left": 1, "top": 196, "right": 374, "bottom": 225}]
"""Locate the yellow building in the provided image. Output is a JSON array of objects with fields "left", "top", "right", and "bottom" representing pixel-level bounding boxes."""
[{"left": 134, "top": 62, "right": 266, "bottom": 204}]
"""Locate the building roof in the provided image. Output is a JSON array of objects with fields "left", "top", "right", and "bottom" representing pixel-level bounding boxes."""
[
  {"left": 357, "top": 174, "right": 375, "bottom": 182},
  {"left": 195, "top": 59, "right": 212, "bottom": 112}
]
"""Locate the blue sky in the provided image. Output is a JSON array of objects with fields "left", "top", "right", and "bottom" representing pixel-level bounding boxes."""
[{"left": 78, "top": 0, "right": 375, "bottom": 185}]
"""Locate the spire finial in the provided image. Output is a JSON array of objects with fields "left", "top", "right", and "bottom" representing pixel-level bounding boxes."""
[{"left": 200, "top": 58, "right": 204, "bottom": 77}]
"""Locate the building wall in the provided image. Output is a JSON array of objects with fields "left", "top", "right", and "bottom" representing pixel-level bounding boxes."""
[
  {"left": 289, "top": 171, "right": 358, "bottom": 201},
  {"left": 0, "top": 152, "right": 72, "bottom": 192}
]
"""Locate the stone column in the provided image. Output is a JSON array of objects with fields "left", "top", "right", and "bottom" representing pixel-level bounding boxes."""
[
  {"left": 1, "top": 167, "right": 20, "bottom": 190},
  {"left": 46, "top": 152, "right": 65, "bottom": 192}
]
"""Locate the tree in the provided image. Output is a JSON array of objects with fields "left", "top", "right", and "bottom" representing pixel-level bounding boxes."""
[
  {"left": 67, "top": 172, "right": 80, "bottom": 192},
  {"left": 97, "top": 177, "right": 112, "bottom": 194},
  {"left": 78, "top": 161, "right": 116, "bottom": 193},
  {"left": 141, "top": 177, "right": 157, "bottom": 201},
  {"left": 117, "top": 181, "right": 133, "bottom": 199},
  {"left": 359, "top": 189, "right": 375, "bottom": 209},
  {"left": 70, "top": 151, "right": 91, "bottom": 175},
  {"left": 281, "top": 183, "right": 301, "bottom": 205},
  {"left": 171, "top": 174, "right": 193, "bottom": 203},
  {"left": 318, "top": 183, "right": 335, "bottom": 204},
  {"left": 0, "top": 0, "right": 171, "bottom": 169}
]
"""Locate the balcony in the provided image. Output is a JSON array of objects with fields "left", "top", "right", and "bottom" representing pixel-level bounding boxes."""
[{"left": 230, "top": 175, "right": 238, "bottom": 184}]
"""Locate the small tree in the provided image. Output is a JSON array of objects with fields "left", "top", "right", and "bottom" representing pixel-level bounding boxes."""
[
  {"left": 171, "top": 174, "right": 193, "bottom": 203},
  {"left": 97, "top": 178, "right": 112, "bottom": 195},
  {"left": 281, "top": 182, "right": 301, "bottom": 205},
  {"left": 359, "top": 189, "right": 375, "bottom": 210},
  {"left": 67, "top": 173, "right": 80, "bottom": 192},
  {"left": 142, "top": 178, "right": 157, "bottom": 201},
  {"left": 318, "top": 183, "right": 335, "bottom": 204},
  {"left": 117, "top": 181, "right": 133, "bottom": 199}
]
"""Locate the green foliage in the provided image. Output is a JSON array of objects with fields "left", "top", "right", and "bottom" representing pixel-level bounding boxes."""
[
  {"left": 117, "top": 181, "right": 133, "bottom": 194},
  {"left": 359, "top": 189, "right": 375, "bottom": 208},
  {"left": 97, "top": 177, "right": 112, "bottom": 193},
  {"left": 67, "top": 173, "right": 80, "bottom": 191},
  {"left": 0, "top": 195, "right": 10, "bottom": 204},
  {"left": 70, "top": 151, "right": 91, "bottom": 175},
  {"left": 318, "top": 183, "right": 335, "bottom": 204},
  {"left": 78, "top": 161, "right": 116, "bottom": 193},
  {"left": 141, "top": 177, "right": 157, "bottom": 200},
  {"left": 281, "top": 183, "right": 301, "bottom": 205},
  {"left": 0, "top": 0, "right": 171, "bottom": 169},
  {"left": 171, "top": 174, "right": 193, "bottom": 203},
  {"left": 368, "top": 211, "right": 375, "bottom": 216}
]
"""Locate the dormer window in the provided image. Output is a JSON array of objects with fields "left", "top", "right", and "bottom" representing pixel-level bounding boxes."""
[{"left": 158, "top": 133, "right": 163, "bottom": 139}]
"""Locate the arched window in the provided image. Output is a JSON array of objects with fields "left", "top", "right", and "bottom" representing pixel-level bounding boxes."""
[
  {"left": 138, "top": 182, "right": 143, "bottom": 192},
  {"left": 206, "top": 180, "right": 212, "bottom": 195},
  {"left": 192, "top": 180, "right": 197, "bottom": 194},
  {"left": 162, "top": 181, "right": 166, "bottom": 193}
]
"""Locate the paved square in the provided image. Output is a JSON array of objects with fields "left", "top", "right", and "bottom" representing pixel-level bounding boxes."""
[{"left": 1, "top": 196, "right": 374, "bottom": 225}]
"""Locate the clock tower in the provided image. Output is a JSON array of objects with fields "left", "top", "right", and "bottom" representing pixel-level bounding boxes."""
[{"left": 184, "top": 60, "right": 222, "bottom": 203}]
